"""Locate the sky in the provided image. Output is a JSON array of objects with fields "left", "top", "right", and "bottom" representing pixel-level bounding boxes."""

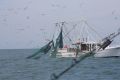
[{"left": 0, "top": 0, "right": 120, "bottom": 49}]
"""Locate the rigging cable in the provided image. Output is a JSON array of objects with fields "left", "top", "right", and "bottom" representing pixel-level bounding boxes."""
[{"left": 85, "top": 21, "right": 102, "bottom": 39}]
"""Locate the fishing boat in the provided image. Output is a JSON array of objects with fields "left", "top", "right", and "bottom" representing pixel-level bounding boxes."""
[
  {"left": 27, "top": 21, "right": 120, "bottom": 59},
  {"left": 51, "top": 21, "right": 120, "bottom": 58}
]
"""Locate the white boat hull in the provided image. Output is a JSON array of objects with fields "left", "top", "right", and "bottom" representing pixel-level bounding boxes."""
[
  {"left": 56, "top": 52, "right": 87, "bottom": 58},
  {"left": 56, "top": 48, "right": 88, "bottom": 58},
  {"left": 56, "top": 46, "right": 120, "bottom": 58},
  {"left": 94, "top": 46, "right": 120, "bottom": 57}
]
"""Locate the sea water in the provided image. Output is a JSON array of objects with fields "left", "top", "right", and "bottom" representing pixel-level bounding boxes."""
[{"left": 0, "top": 49, "right": 120, "bottom": 80}]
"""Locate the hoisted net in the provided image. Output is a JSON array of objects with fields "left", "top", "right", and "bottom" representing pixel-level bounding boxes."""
[
  {"left": 50, "top": 23, "right": 64, "bottom": 57},
  {"left": 26, "top": 40, "right": 54, "bottom": 59}
]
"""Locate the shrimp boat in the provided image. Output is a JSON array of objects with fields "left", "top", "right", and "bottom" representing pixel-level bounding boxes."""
[
  {"left": 50, "top": 21, "right": 120, "bottom": 58},
  {"left": 27, "top": 21, "right": 120, "bottom": 59}
]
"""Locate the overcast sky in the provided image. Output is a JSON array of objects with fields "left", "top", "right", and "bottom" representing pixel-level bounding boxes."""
[{"left": 0, "top": 0, "right": 120, "bottom": 49}]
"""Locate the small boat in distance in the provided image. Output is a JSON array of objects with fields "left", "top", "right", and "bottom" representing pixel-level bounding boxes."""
[{"left": 94, "top": 46, "right": 120, "bottom": 57}]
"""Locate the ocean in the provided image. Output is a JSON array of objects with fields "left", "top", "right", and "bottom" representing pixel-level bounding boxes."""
[{"left": 0, "top": 49, "right": 120, "bottom": 80}]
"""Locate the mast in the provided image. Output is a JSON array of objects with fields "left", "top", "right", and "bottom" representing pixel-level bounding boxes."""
[{"left": 58, "top": 27, "right": 63, "bottom": 48}]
